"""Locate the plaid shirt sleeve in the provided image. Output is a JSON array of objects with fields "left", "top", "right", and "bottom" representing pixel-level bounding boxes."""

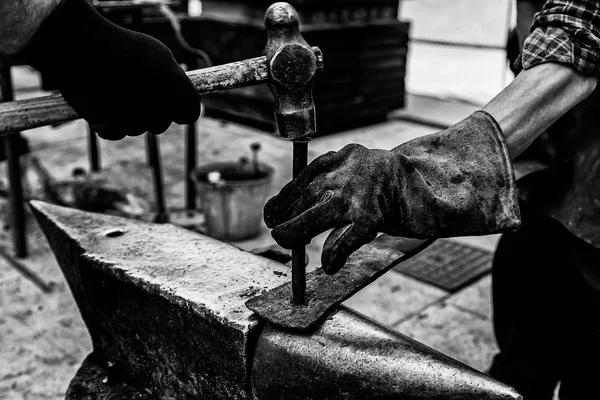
[{"left": 516, "top": 0, "right": 600, "bottom": 76}]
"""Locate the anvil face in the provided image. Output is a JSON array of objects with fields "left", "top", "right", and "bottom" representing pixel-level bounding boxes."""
[{"left": 30, "top": 200, "right": 522, "bottom": 399}]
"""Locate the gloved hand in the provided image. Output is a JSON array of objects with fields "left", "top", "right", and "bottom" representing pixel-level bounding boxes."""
[
  {"left": 265, "top": 111, "right": 521, "bottom": 274},
  {"left": 16, "top": 0, "right": 200, "bottom": 140}
]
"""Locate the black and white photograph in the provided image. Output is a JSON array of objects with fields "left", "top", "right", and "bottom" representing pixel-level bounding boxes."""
[{"left": 0, "top": 1, "right": 597, "bottom": 399}]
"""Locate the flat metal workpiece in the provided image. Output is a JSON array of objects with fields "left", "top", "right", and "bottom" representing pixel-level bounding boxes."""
[
  {"left": 246, "top": 235, "right": 433, "bottom": 330},
  {"left": 30, "top": 201, "right": 522, "bottom": 399}
]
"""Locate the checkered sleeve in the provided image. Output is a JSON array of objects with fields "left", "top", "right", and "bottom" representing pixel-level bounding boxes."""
[{"left": 515, "top": 0, "right": 600, "bottom": 76}]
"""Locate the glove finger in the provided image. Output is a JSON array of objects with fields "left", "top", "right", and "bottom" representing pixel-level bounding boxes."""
[
  {"left": 270, "top": 193, "right": 345, "bottom": 248},
  {"left": 127, "top": 126, "right": 148, "bottom": 137},
  {"left": 138, "top": 101, "right": 171, "bottom": 135},
  {"left": 147, "top": 118, "right": 172, "bottom": 135},
  {"left": 61, "top": 86, "right": 92, "bottom": 120},
  {"left": 94, "top": 121, "right": 148, "bottom": 140},
  {"left": 264, "top": 151, "right": 338, "bottom": 227},
  {"left": 322, "top": 223, "right": 378, "bottom": 275},
  {"left": 169, "top": 68, "right": 201, "bottom": 125},
  {"left": 93, "top": 125, "right": 128, "bottom": 141}
]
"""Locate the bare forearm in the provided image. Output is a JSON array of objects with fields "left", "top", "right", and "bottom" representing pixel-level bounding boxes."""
[
  {"left": 0, "top": 0, "right": 63, "bottom": 54},
  {"left": 482, "top": 62, "right": 597, "bottom": 159}
]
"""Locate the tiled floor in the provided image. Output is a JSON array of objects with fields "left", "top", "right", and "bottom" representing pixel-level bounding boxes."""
[{"left": 0, "top": 66, "right": 509, "bottom": 399}]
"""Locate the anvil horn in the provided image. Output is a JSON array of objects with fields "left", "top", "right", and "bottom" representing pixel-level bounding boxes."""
[{"left": 30, "top": 200, "right": 522, "bottom": 400}]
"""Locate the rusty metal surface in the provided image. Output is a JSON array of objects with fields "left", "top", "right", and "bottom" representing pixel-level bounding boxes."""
[
  {"left": 245, "top": 235, "right": 433, "bottom": 330},
  {"left": 31, "top": 200, "right": 522, "bottom": 400},
  {"left": 254, "top": 307, "right": 522, "bottom": 400}
]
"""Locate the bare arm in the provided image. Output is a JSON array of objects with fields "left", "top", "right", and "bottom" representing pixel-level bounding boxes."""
[
  {"left": 483, "top": 62, "right": 597, "bottom": 159},
  {"left": 0, "top": 0, "right": 64, "bottom": 54},
  {"left": 485, "top": 0, "right": 600, "bottom": 159}
]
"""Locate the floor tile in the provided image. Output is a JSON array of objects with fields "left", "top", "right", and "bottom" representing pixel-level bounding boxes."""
[
  {"left": 447, "top": 275, "right": 493, "bottom": 320},
  {"left": 343, "top": 272, "right": 447, "bottom": 328},
  {"left": 394, "top": 301, "right": 498, "bottom": 372},
  {"left": 447, "top": 235, "right": 501, "bottom": 253}
]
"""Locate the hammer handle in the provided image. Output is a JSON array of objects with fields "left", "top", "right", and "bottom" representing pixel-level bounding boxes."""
[{"left": 0, "top": 54, "right": 272, "bottom": 135}]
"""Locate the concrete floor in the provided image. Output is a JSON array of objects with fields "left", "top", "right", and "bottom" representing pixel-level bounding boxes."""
[{"left": 0, "top": 65, "right": 508, "bottom": 399}]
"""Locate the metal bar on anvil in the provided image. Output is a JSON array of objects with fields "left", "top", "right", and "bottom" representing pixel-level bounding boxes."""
[
  {"left": 246, "top": 235, "right": 435, "bottom": 330},
  {"left": 30, "top": 200, "right": 522, "bottom": 400},
  {"left": 0, "top": 48, "right": 315, "bottom": 136}
]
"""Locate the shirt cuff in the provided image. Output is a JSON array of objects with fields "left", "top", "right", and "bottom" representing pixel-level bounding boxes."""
[{"left": 515, "top": 26, "right": 600, "bottom": 76}]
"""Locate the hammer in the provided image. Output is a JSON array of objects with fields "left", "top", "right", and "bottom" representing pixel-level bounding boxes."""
[{"left": 264, "top": 3, "right": 323, "bottom": 305}]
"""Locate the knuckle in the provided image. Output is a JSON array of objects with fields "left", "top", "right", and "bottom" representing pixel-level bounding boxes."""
[{"left": 340, "top": 143, "right": 366, "bottom": 154}]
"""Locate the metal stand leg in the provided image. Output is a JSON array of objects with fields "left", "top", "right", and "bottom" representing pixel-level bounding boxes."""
[
  {"left": 185, "top": 122, "right": 197, "bottom": 211},
  {"left": 145, "top": 133, "right": 168, "bottom": 223},
  {"left": 87, "top": 124, "right": 101, "bottom": 172},
  {"left": 146, "top": 135, "right": 153, "bottom": 167},
  {"left": 3, "top": 135, "right": 27, "bottom": 257},
  {"left": 0, "top": 56, "right": 27, "bottom": 257}
]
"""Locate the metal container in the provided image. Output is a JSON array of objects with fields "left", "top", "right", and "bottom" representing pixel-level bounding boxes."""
[{"left": 192, "top": 161, "right": 274, "bottom": 241}]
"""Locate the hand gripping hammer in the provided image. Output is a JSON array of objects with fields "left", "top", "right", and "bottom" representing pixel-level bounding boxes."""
[{"left": 264, "top": 3, "right": 323, "bottom": 305}]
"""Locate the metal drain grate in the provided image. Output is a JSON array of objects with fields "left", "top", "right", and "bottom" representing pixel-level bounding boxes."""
[{"left": 393, "top": 239, "right": 493, "bottom": 292}]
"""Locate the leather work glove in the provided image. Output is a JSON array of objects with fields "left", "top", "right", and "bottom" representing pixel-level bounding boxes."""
[
  {"left": 264, "top": 111, "right": 521, "bottom": 274},
  {"left": 16, "top": 0, "right": 200, "bottom": 140}
]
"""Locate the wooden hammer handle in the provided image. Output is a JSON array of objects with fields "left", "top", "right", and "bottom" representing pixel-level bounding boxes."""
[{"left": 0, "top": 55, "right": 270, "bottom": 135}]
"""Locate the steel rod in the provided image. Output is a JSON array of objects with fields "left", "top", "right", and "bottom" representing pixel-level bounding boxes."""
[
  {"left": 87, "top": 124, "right": 101, "bottom": 172},
  {"left": 146, "top": 133, "right": 168, "bottom": 223},
  {"left": 185, "top": 122, "right": 197, "bottom": 211},
  {"left": 291, "top": 140, "right": 308, "bottom": 305}
]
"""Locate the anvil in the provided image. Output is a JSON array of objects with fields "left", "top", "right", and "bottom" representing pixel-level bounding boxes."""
[{"left": 30, "top": 200, "right": 522, "bottom": 399}]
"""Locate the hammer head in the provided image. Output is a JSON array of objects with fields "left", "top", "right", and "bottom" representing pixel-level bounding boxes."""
[{"left": 264, "top": 2, "right": 323, "bottom": 141}]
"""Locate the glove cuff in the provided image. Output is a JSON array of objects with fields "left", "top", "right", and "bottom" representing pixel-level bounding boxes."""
[{"left": 392, "top": 110, "right": 521, "bottom": 238}]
